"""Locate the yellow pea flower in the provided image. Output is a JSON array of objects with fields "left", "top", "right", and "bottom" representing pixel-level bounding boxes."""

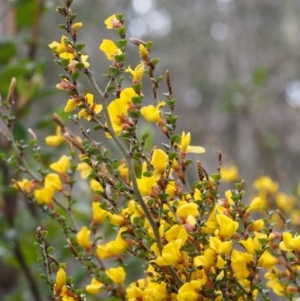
[
  {"left": 141, "top": 101, "right": 165, "bottom": 123},
  {"left": 177, "top": 202, "right": 198, "bottom": 218},
  {"left": 50, "top": 155, "right": 70, "bottom": 174},
  {"left": 107, "top": 213, "right": 125, "bottom": 226},
  {"left": 179, "top": 131, "right": 205, "bottom": 155},
  {"left": 151, "top": 148, "right": 168, "bottom": 175},
  {"left": 86, "top": 278, "right": 104, "bottom": 294},
  {"left": 125, "top": 62, "right": 145, "bottom": 82},
  {"left": 257, "top": 250, "right": 277, "bottom": 269},
  {"left": 54, "top": 268, "right": 66, "bottom": 293},
  {"left": 154, "top": 239, "right": 183, "bottom": 266},
  {"left": 99, "top": 39, "right": 122, "bottom": 60},
  {"left": 77, "top": 155, "right": 93, "bottom": 179},
  {"left": 177, "top": 280, "right": 202, "bottom": 301},
  {"left": 248, "top": 219, "right": 264, "bottom": 231},
  {"left": 139, "top": 44, "right": 149, "bottom": 61},
  {"left": 105, "top": 266, "right": 126, "bottom": 285},
  {"left": 247, "top": 196, "right": 264, "bottom": 212},
  {"left": 137, "top": 174, "right": 159, "bottom": 197},
  {"left": 104, "top": 14, "right": 121, "bottom": 29},
  {"left": 76, "top": 226, "right": 91, "bottom": 251},
  {"left": 78, "top": 93, "right": 102, "bottom": 121},
  {"left": 220, "top": 165, "right": 239, "bottom": 182},
  {"left": 44, "top": 173, "right": 63, "bottom": 191},
  {"left": 165, "top": 225, "right": 188, "bottom": 244},
  {"left": 209, "top": 236, "right": 232, "bottom": 255},
  {"left": 240, "top": 237, "right": 255, "bottom": 255},
  {"left": 13, "top": 178, "right": 32, "bottom": 193},
  {"left": 193, "top": 248, "right": 215, "bottom": 271},
  {"left": 34, "top": 187, "right": 54, "bottom": 205},
  {"left": 90, "top": 179, "right": 103, "bottom": 192},
  {"left": 149, "top": 281, "right": 168, "bottom": 301},
  {"left": 71, "top": 22, "right": 82, "bottom": 33},
  {"left": 64, "top": 97, "right": 78, "bottom": 113},
  {"left": 216, "top": 213, "right": 239, "bottom": 240},
  {"left": 279, "top": 232, "right": 300, "bottom": 252},
  {"left": 253, "top": 176, "right": 279, "bottom": 194},
  {"left": 45, "top": 126, "right": 65, "bottom": 147},
  {"left": 92, "top": 202, "right": 108, "bottom": 224},
  {"left": 49, "top": 35, "right": 69, "bottom": 54},
  {"left": 96, "top": 227, "right": 128, "bottom": 259}
]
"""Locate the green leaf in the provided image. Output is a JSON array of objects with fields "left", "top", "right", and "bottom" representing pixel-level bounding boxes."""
[
  {"left": 131, "top": 95, "right": 143, "bottom": 105},
  {"left": 71, "top": 71, "right": 81, "bottom": 81},
  {"left": 106, "top": 85, "right": 115, "bottom": 93},
  {"left": 168, "top": 152, "right": 177, "bottom": 161},
  {"left": 75, "top": 43, "right": 86, "bottom": 52},
  {"left": 116, "top": 39, "right": 127, "bottom": 49},
  {"left": 145, "top": 41, "right": 153, "bottom": 49},
  {"left": 156, "top": 75, "right": 163, "bottom": 84},
  {"left": 0, "top": 40, "right": 16, "bottom": 65},
  {"left": 93, "top": 125, "right": 103, "bottom": 131},
  {"left": 16, "top": 0, "right": 38, "bottom": 28},
  {"left": 13, "top": 121, "right": 27, "bottom": 141},
  {"left": 152, "top": 58, "right": 160, "bottom": 67}
]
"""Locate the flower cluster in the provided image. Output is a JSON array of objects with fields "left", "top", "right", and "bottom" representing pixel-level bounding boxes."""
[{"left": 4, "top": 1, "right": 300, "bottom": 301}]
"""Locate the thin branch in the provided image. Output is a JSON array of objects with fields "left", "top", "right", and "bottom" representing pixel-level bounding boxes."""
[{"left": 85, "top": 69, "right": 163, "bottom": 252}]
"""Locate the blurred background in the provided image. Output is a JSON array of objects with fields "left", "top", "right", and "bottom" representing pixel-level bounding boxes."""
[{"left": 1, "top": 0, "right": 300, "bottom": 299}]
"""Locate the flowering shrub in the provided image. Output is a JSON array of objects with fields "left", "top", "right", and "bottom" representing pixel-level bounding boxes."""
[{"left": 1, "top": 1, "right": 300, "bottom": 300}]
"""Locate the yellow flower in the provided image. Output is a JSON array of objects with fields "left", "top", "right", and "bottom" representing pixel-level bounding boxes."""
[
  {"left": 86, "top": 278, "right": 104, "bottom": 294},
  {"left": 141, "top": 101, "right": 165, "bottom": 123},
  {"left": 77, "top": 155, "right": 92, "bottom": 179},
  {"left": 92, "top": 202, "right": 108, "bottom": 224},
  {"left": 139, "top": 44, "right": 149, "bottom": 61},
  {"left": 153, "top": 239, "right": 183, "bottom": 266},
  {"left": 193, "top": 248, "right": 215, "bottom": 271},
  {"left": 165, "top": 225, "right": 188, "bottom": 245},
  {"left": 220, "top": 165, "right": 239, "bottom": 182},
  {"left": 276, "top": 192, "right": 296, "bottom": 212},
  {"left": 105, "top": 266, "right": 126, "bottom": 285},
  {"left": 34, "top": 187, "right": 54, "bottom": 205},
  {"left": 45, "top": 173, "right": 63, "bottom": 191},
  {"left": 248, "top": 219, "right": 264, "bottom": 231},
  {"left": 177, "top": 202, "right": 198, "bottom": 218},
  {"left": 209, "top": 236, "right": 232, "bottom": 255},
  {"left": 71, "top": 22, "right": 82, "bottom": 33},
  {"left": 78, "top": 93, "right": 102, "bottom": 121},
  {"left": 179, "top": 131, "right": 205, "bottom": 154},
  {"left": 151, "top": 148, "right": 168, "bottom": 175},
  {"left": 253, "top": 176, "right": 279, "bottom": 194},
  {"left": 149, "top": 281, "right": 168, "bottom": 301},
  {"left": 49, "top": 35, "right": 69, "bottom": 54},
  {"left": 90, "top": 179, "right": 103, "bottom": 192},
  {"left": 50, "top": 155, "right": 70, "bottom": 174},
  {"left": 64, "top": 97, "right": 78, "bottom": 113},
  {"left": 247, "top": 197, "right": 263, "bottom": 212},
  {"left": 96, "top": 227, "right": 128, "bottom": 259},
  {"left": 104, "top": 14, "right": 121, "bottom": 29},
  {"left": 125, "top": 62, "right": 145, "bottom": 82},
  {"left": 54, "top": 268, "right": 66, "bottom": 293},
  {"left": 279, "top": 232, "right": 300, "bottom": 252},
  {"left": 76, "top": 226, "right": 91, "bottom": 251},
  {"left": 107, "top": 213, "right": 125, "bottom": 226},
  {"left": 13, "top": 178, "right": 32, "bottom": 193},
  {"left": 45, "top": 126, "right": 65, "bottom": 146},
  {"left": 99, "top": 39, "right": 122, "bottom": 60},
  {"left": 240, "top": 237, "right": 255, "bottom": 255},
  {"left": 257, "top": 250, "right": 277, "bottom": 269},
  {"left": 216, "top": 213, "right": 239, "bottom": 240},
  {"left": 231, "top": 249, "right": 254, "bottom": 280},
  {"left": 177, "top": 281, "right": 202, "bottom": 301}
]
